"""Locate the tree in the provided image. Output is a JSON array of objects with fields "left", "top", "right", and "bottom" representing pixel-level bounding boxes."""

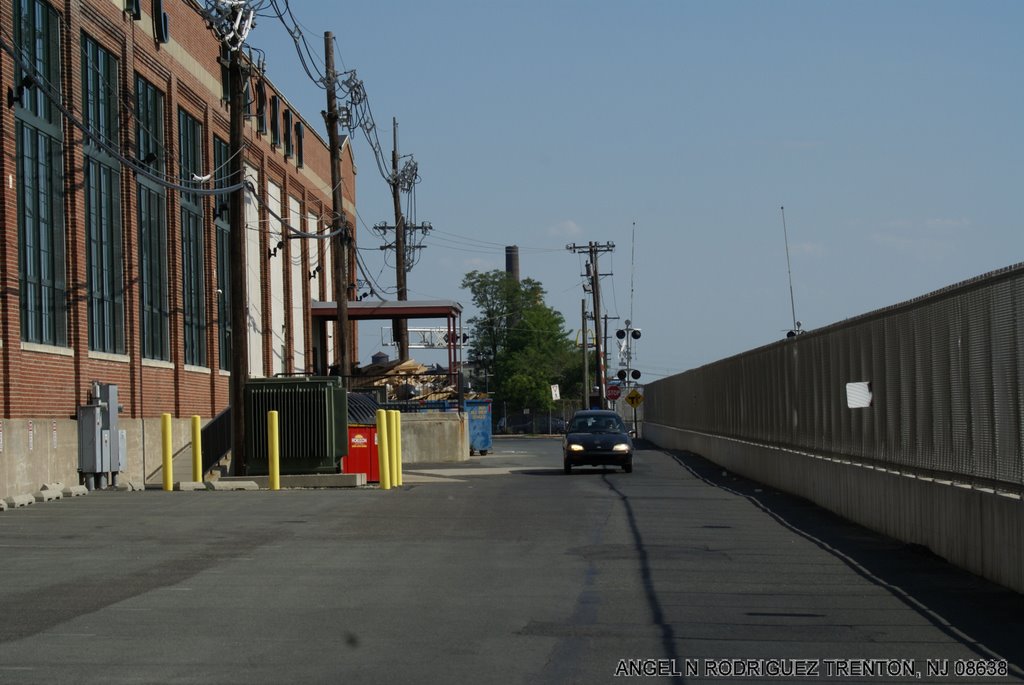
[{"left": 461, "top": 270, "right": 580, "bottom": 410}]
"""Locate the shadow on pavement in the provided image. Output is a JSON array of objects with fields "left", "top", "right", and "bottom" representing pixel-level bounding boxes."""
[
  {"left": 668, "top": 448, "right": 1024, "bottom": 677},
  {"left": 516, "top": 468, "right": 625, "bottom": 477}
]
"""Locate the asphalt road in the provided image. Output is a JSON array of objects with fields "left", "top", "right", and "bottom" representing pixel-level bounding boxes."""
[{"left": 1, "top": 437, "right": 1022, "bottom": 684}]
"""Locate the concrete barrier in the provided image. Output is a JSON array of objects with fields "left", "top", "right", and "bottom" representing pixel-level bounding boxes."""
[
  {"left": 645, "top": 423, "right": 1024, "bottom": 594},
  {"left": 399, "top": 412, "right": 469, "bottom": 464},
  {"left": 4, "top": 494, "right": 35, "bottom": 508}
]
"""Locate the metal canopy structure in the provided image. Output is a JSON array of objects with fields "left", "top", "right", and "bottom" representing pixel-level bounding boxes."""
[{"left": 311, "top": 300, "right": 464, "bottom": 382}]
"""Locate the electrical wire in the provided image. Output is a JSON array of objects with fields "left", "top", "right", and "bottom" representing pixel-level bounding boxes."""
[
  {"left": 265, "top": 0, "right": 327, "bottom": 88},
  {"left": 430, "top": 228, "right": 563, "bottom": 254},
  {"left": 8, "top": 6, "right": 409, "bottom": 305},
  {"left": 0, "top": 30, "right": 247, "bottom": 197}
]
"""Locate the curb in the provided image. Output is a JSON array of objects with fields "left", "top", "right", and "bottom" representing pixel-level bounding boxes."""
[{"left": 206, "top": 480, "right": 259, "bottom": 491}]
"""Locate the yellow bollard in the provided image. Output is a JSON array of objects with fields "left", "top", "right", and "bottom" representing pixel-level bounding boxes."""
[
  {"left": 393, "top": 410, "right": 403, "bottom": 486},
  {"left": 388, "top": 410, "right": 399, "bottom": 488},
  {"left": 376, "top": 409, "right": 391, "bottom": 490},
  {"left": 191, "top": 415, "right": 202, "bottom": 483},
  {"left": 268, "top": 410, "right": 280, "bottom": 491},
  {"left": 161, "top": 413, "right": 173, "bottom": 491}
]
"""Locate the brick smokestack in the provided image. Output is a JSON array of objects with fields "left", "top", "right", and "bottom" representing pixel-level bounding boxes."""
[{"left": 505, "top": 245, "right": 520, "bottom": 283}]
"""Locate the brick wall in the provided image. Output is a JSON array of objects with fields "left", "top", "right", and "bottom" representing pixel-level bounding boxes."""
[{"left": 0, "top": 0, "right": 357, "bottom": 427}]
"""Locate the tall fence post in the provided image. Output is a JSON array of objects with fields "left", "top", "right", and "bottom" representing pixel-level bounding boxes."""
[
  {"left": 376, "top": 409, "right": 392, "bottom": 490},
  {"left": 161, "top": 413, "right": 173, "bottom": 491},
  {"left": 268, "top": 410, "right": 280, "bottom": 491},
  {"left": 191, "top": 415, "right": 202, "bottom": 483}
]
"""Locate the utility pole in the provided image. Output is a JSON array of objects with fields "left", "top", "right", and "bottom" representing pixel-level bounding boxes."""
[
  {"left": 228, "top": 47, "right": 249, "bottom": 475},
  {"left": 324, "top": 32, "right": 351, "bottom": 382},
  {"left": 391, "top": 117, "right": 408, "bottom": 360},
  {"left": 567, "top": 241, "right": 614, "bottom": 407},
  {"left": 591, "top": 250, "right": 604, "bottom": 407},
  {"left": 581, "top": 299, "right": 588, "bottom": 408}
]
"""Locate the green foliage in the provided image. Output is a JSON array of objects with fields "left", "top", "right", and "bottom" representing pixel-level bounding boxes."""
[{"left": 461, "top": 270, "right": 581, "bottom": 410}]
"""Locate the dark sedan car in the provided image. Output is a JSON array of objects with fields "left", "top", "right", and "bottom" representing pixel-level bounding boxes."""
[{"left": 562, "top": 410, "right": 633, "bottom": 474}]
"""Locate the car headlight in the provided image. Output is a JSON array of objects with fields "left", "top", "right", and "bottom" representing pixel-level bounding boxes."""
[
  {"left": 568, "top": 444, "right": 585, "bottom": 452},
  {"left": 612, "top": 443, "right": 630, "bottom": 452}
]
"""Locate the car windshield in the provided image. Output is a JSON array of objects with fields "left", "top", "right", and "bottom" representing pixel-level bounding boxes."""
[{"left": 570, "top": 416, "right": 626, "bottom": 433}]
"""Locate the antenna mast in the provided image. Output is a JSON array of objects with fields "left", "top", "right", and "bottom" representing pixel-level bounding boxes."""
[
  {"left": 629, "top": 221, "right": 636, "bottom": 324},
  {"left": 780, "top": 206, "right": 798, "bottom": 334}
]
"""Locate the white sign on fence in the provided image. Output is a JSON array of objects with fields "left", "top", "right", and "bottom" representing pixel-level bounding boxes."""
[{"left": 846, "top": 381, "right": 873, "bottom": 408}]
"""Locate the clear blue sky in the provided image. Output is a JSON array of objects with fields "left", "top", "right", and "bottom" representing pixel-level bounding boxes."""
[{"left": 254, "top": 1, "right": 1023, "bottom": 381}]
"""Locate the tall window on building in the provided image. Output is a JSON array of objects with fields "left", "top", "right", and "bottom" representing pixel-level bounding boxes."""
[
  {"left": 282, "top": 109, "right": 293, "bottom": 158},
  {"left": 218, "top": 44, "right": 230, "bottom": 102},
  {"left": 256, "top": 81, "right": 266, "bottom": 134},
  {"left": 178, "top": 109, "right": 206, "bottom": 366},
  {"left": 270, "top": 94, "right": 280, "bottom": 147},
  {"left": 82, "top": 34, "right": 124, "bottom": 354},
  {"left": 135, "top": 75, "right": 170, "bottom": 361},
  {"left": 14, "top": 0, "right": 67, "bottom": 346},
  {"left": 213, "top": 137, "right": 231, "bottom": 372}
]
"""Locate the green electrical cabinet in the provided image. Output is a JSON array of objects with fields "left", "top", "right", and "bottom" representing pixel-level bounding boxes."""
[{"left": 245, "top": 377, "right": 348, "bottom": 475}]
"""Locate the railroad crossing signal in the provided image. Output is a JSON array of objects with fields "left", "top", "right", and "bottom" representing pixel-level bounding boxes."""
[{"left": 625, "top": 389, "right": 644, "bottom": 408}]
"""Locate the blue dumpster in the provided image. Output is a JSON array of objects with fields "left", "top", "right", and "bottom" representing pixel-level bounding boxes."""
[{"left": 465, "top": 399, "right": 492, "bottom": 456}]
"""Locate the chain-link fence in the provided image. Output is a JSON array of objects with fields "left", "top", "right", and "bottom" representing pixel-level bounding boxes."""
[
  {"left": 645, "top": 263, "right": 1024, "bottom": 491},
  {"left": 494, "top": 400, "right": 584, "bottom": 434}
]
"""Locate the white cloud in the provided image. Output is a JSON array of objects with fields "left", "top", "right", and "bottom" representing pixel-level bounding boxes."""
[
  {"left": 462, "top": 257, "right": 491, "bottom": 269},
  {"left": 547, "top": 219, "right": 583, "bottom": 239},
  {"left": 792, "top": 241, "right": 825, "bottom": 257},
  {"left": 869, "top": 217, "right": 970, "bottom": 259}
]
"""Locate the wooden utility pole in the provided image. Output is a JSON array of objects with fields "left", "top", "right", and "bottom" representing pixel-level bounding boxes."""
[
  {"left": 324, "top": 32, "right": 351, "bottom": 381},
  {"left": 581, "top": 298, "right": 589, "bottom": 408},
  {"left": 228, "top": 48, "right": 249, "bottom": 474},
  {"left": 567, "top": 241, "right": 614, "bottom": 407},
  {"left": 590, "top": 244, "right": 604, "bottom": 407},
  {"left": 391, "top": 117, "right": 409, "bottom": 360}
]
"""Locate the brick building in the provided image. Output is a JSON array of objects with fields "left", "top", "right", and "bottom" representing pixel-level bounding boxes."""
[{"left": 0, "top": 0, "right": 358, "bottom": 498}]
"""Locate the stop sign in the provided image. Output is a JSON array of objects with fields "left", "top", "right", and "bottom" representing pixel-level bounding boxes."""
[{"left": 606, "top": 384, "right": 622, "bottom": 400}]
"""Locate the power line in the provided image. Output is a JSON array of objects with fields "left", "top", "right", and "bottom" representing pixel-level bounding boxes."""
[
  {"left": 0, "top": 30, "right": 247, "bottom": 197},
  {"left": 265, "top": 0, "right": 327, "bottom": 88},
  {"left": 7, "top": 3, "right": 397, "bottom": 309}
]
